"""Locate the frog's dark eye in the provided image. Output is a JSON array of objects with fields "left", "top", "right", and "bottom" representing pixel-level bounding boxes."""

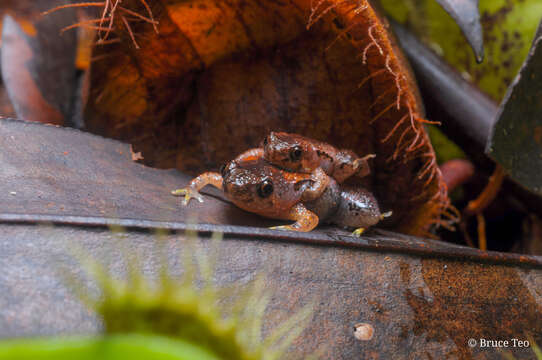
[
  {"left": 263, "top": 136, "right": 268, "bottom": 146},
  {"left": 257, "top": 178, "right": 274, "bottom": 198},
  {"left": 219, "top": 164, "right": 226, "bottom": 176},
  {"left": 290, "top": 146, "right": 302, "bottom": 162}
]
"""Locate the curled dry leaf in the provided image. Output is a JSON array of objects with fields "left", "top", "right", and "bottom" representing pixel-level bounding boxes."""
[
  {"left": 1, "top": 0, "right": 77, "bottom": 125},
  {"left": 58, "top": 0, "right": 454, "bottom": 236}
]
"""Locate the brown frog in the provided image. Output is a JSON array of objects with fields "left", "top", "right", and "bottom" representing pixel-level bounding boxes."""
[
  {"left": 172, "top": 148, "right": 390, "bottom": 235},
  {"left": 262, "top": 132, "right": 376, "bottom": 183}
]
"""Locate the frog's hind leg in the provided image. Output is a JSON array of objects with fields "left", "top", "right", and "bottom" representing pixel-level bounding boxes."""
[
  {"left": 270, "top": 203, "right": 319, "bottom": 232},
  {"left": 171, "top": 172, "right": 223, "bottom": 206},
  {"left": 353, "top": 154, "right": 376, "bottom": 179},
  {"left": 333, "top": 151, "right": 375, "bottom": 183}
]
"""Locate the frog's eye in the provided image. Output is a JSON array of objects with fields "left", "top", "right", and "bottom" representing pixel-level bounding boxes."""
[
  {"left": 290, "top": 146, "right": 302, "bottom": 162},
  {"left": 257, "top": 178, "right": 274, "bottom": 198},
  {"left": 219, "top": 164, "right": 226, "bottom": 176},
  {"left": 263, "top": 136, "right": 268, "bottom": 146}
]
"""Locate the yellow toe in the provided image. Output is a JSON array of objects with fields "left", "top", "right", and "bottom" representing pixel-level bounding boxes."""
[{"left": 352, "top": 228, "right": 365, "bottom": 237}]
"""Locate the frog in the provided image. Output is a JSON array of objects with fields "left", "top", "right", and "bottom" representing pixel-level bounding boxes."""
[
  {"left": 262, "top": 131, "right": 376, "bottom": 183},
  {"left": 172, "top": 149, "right": 390, "bottom": 235}
]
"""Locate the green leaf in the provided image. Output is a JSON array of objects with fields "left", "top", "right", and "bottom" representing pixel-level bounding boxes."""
[{"left": 0, "top": 334, "right": 220, "bottom": 360}]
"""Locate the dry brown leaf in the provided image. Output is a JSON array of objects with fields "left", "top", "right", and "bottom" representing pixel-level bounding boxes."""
[{"left": 53, "top": 0, "right": 455, "bottom": 236}]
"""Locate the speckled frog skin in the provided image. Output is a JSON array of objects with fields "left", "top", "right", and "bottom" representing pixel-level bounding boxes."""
[
  {"left": 172, "top": 148, "right": 388, "bottom": 234},
  {"left": 262, "top": 132, "right": 375, "bottom": 183}
]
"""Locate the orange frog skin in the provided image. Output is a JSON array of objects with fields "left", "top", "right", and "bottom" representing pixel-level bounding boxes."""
[
  {"left": 172, "top": 149, "right": 390, "bottom": 234},
  {"left": 262, "top": 132, "right": 375, "bottom": 183}
]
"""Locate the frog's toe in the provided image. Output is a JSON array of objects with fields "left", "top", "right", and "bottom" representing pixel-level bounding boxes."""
[
  {"left": 269, "top": 224, "right": 313, "bottom": 232},
  {"left": 171, "top": 188, "right": 188, "bottom": 196},
  {"left": 185, "top": 193, "right": 204, "bottom": 205},
  {"left": 269, "top": 225, "right": 293, "bottom": 231},
  {"left": 171, "top": 187, "right": 204, "bottom": 206},
  {"left": 352, "top": 228, "right": 365, "bottom": 237}
]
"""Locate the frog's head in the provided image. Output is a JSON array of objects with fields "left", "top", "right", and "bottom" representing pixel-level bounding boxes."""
[
  {"left": 262, "top": 132, "right": 319, "bottom": 173},
  {"left": 222, "top": 158, "right": 311, "bottom": 219}
]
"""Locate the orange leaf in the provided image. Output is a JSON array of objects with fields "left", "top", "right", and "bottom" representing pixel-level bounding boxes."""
[{"left": 78, "top": 0, "right": 453, "bottom": 236}]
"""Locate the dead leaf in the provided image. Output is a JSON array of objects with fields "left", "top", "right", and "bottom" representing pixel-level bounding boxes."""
[
  {"left": 1, "top": 0, "right": 77, "bottom": 125},
  {"left": 61, "top": 0, "right": 453, "bottom": 236}
]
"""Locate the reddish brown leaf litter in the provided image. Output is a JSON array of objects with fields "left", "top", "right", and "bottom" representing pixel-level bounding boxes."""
[
  {"left": 310, "top": 0, "right": 457, "bottom": 235},
  {"left": 49, "top": 0, "right": 455, "bottom": 236},
  {"left": 42, "top": 0, "right": 159, "bottom": 48}
]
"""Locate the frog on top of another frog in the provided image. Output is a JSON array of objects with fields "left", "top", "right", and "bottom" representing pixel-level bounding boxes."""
[
  {"left": 172, "top": 134, "right": 390, "bottom": 235},
  {"left": 262, "top": 131, "right": 376, "bottom": 183}
]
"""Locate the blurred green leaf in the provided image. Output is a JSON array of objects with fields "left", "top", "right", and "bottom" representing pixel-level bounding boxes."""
[
  {"left": 0, "top": 334, "right": 220, "bottom": 360},
  {"left": 380, "top": 0, "right": 542, "bottom": 100},
  {"left": 426, "top": 125, "right": 466, "bottom": 164}
]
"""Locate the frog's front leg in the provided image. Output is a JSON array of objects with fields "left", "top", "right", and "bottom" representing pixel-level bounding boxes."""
[
  {"left": 171, "top": 172, "right": 223, "bottom": 206},
  {"left": 269, "top": 203, "right": 319, "bottom": 232},
  {"left": 301, "top": 167, "right": 330, "bottom": 202}
]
